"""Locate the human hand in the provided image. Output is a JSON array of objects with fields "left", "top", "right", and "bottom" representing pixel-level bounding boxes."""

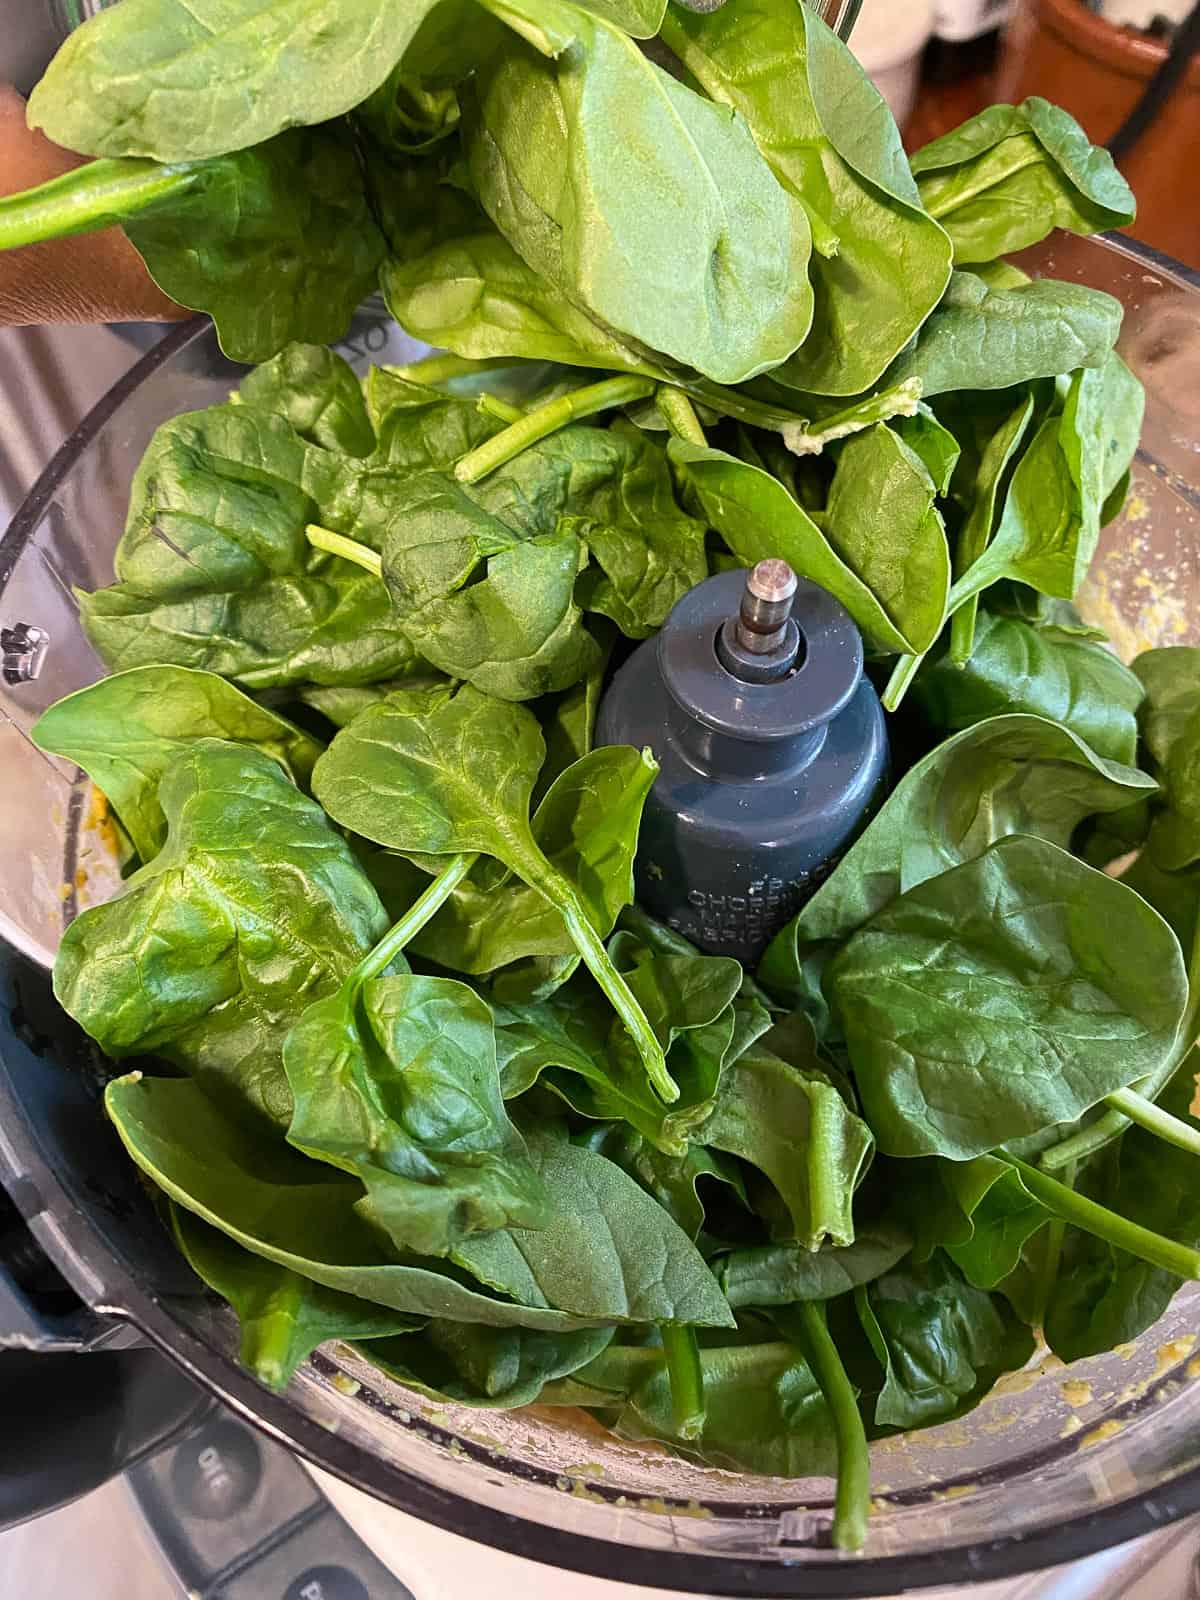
[{"left": 0, "top": 83, "right": 188, "bottom": 328}]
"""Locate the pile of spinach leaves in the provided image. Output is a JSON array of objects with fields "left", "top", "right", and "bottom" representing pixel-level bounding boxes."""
[{"left": 19, "top": 0, "right": 1200, "bottom": 1559}]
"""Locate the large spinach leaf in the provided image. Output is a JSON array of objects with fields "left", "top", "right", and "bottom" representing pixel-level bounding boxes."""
[
  {"left": 911, "top": 98, "right": 1135, "bottom": 264},
  {"left": 104, "top": 1074, "right": 598, "bottom": 1331},
  {"left": 827, "top": 836, "right": 1188, "bottom": 1160},
  {"left": 27, "top": 0, "right": 440, "bottom": 161},
  {"left": 55, "top": 741, "right": 388, "bottom": 1129},
  {"left": 886, "top": 1155, "right": 1049, "bottom": 1290},
  {"left": 311, "top": 684, "right": 672, "bottom": 1099},
  {"left": 283, "top": 974, "right": 550, "bottom": 1257},
  {"left": 468, "top": 0, "right": 814, "bottom": 384},
  {"left": 661, "top": 0, "right": 952, "bottom": 395},
  {"left": 760, "top": 714, "right": 1157, "bottom": 1010},
  {"left": 855, "top": 1252, "right": 1035, "bottom": 1429},
  {"left": 577, "top": 1124, "right": 750, "bottom": 1241},
  {"left": 913, "top": 608, "right": 1145, "bottom": 766},
  {"left": 450, "top": 1125, "right": 733, "bottom": 1326},
  {"left": 32, "top": 666, "right": 323, "bottom": 863},
  {"left": 884, "top": 273, "right": 1122, "bottom": 397},
  {"left": 171, "top": 1208, "right": 423, "bottom": 1392}
]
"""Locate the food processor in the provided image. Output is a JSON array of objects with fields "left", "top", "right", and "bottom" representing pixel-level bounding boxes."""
[{"left": 0, "top": 221, "right": 1197, "bottom": 1596}]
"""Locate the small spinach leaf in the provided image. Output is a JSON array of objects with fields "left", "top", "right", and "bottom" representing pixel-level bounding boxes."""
[{"left": 715, "top": 1224, "right": 912, "bottom": 1311}]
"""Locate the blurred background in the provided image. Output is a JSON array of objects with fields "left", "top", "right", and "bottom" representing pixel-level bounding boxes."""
[{"left": 852, "top": 0, "right": 1200, "bottom": 268}]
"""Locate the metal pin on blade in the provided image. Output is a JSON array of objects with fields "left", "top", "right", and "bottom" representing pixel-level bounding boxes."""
[{"left": 737, "top": 560, "right": 798, "bottom": 654}]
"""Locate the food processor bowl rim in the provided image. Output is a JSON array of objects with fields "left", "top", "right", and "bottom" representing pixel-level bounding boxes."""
[{"left": 3, "top": 238, "right": 1200, "bottom": 1594}]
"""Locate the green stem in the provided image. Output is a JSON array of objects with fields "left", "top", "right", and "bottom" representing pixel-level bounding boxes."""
[
  {"left": 795, "top": 1301, "right": 870, "bottom": 1554},
  {"left": 390, "top": 354, "right": 514, "bottom": 386},
  {"left": 532, "top": 863, "right": 677, "bottom": 1104},
  {"left": 1103, "top": 1085, "right": 1200, "bottom": 1159},
  {"left": 0, "top": 157, "right": 201, "bottom": 250},
  {"left": 306, "top": 525, "right": 382, "bottom": 579},
  {"left": 947, "top": 507, "right": 994, "bottom": 667},
  {"left": 455, "top": 376, "right": 656, "bottom": 484},
  {"left": 655, "top": 386, "right": 707, "bottom": 445},
  {"left": 660, "top": 1324, "right": 705, "bottom": 1441},
  {"left": 923, "top": 145, "right": 1045, "bottom": 221},
  {"left": 1030, "top": 1159, "right": 1074, "bottom": 1330},
  {"left": 1001, "top": 1154, "right": 1200, "bottom": 1279},
  {"left": 882, "top": 651, "right": 923, "bottom": 712},
  {"left": 352, "top": 854, "right": 478, "bottom": 986},
  {"left": 479, "top": 393, "right": 525, "bottom": 425},
  {"left": 1042, "top": 918, "right": 1200, "bottom": 1173}
]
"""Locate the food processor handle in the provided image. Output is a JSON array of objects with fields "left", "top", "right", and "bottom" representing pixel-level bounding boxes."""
[{"left": 0, "top": 949, "right": 212, "bottom": 1530}]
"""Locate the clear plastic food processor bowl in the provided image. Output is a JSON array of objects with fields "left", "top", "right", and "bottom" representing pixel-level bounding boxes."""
[{"left": 0, "top": 233, "right": 1198, "bottom": 1597}]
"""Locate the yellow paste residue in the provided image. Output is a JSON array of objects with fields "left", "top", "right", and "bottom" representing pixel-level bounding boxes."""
[
  {"left": 1080, "top": 1420, "right": 1125, "bottom": 1450},
  {"left": 1155, "top": 1337, "right": 1197, "bottom": 1378},
  {"left": 1060, "top": 1415, "right": 1083, "bottom": 1439},
  {"left": 1061, "top": 1379, "right": 1093, "bottom": 1408}
]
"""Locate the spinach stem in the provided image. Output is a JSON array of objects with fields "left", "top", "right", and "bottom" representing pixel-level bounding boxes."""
[
  {"left": 455, "top": 376, "right": 657, "bottom": 484},
  {"left": 947, "top": 495, "right": 996, "bottom": 666},
  {"left": 353, "top": 854, "right": 479, "bottom": 985},
  {"left": 1042, "top": 918, "right": 1200, "bottom": 1172},
  {"left": 656, "top": 387, "right": 707, "bottom": 445},
  {"left": 390, "top": 354, "right": 514, "bottom": 386},
  {"left": 1000, "top": 1154, "right": 1200, "bottom": 1279},
  {"left": 882, "top": 652, "right": 923, "bottom": 712},
  {"left": 795, "top": 1301, "right": 870, "bottom": 1553},
  {"left": 1102, "top": 1086, "right": 1200, "bottom": 1158},
  {"left": 660, "top": 1324, "right": 705, "bottom": 1441},
  {"left": 479, "top": 393, "right": 525, "bottom": 425},
  {"left": 305, "top": 524, "right": 382, "bottom": 578},
  {"left": 0, "top": 157, "right": 199, "bottom": 249},
  {"left": 1030, "top": 1159, "right": 1074, "bottom": 1330},
  {"left": 531, "top": 861, "right": 677, "bottom": 1103},
  {"left": 923, "top": 145, "right": 1045, "bottom": 221}
]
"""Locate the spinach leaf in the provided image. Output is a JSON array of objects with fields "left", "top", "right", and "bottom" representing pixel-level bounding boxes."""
[
  {"left": 701, "top": 1034, "right": 874, "bottom": 1251},
  {"left": 911, "top": 98, "right": 1135, "bottom": 264},
  {"left": 468, "top": 0, "right": 814, "bottom": 384},
  {"left": 55, "top": 741, "right": 388, "bottom": 1129},
  {"left": 913, "top": 608, "right": 1145, "bottom": 766},
  {"left": 27, "top": 0, "right": 441, "bottom": 161},
  {"left": 661, "top": 0, "right": 953, "bottom": 395},
  {"left": 1134, "top": 648, "right": 1200, "bottom": 871},
  {"left": 760, "top": 714, "right": 1157, "bottom": 1011},
  {"left": 354, "top": 1319, "right": 615, "bottom": 1408},
  {"left": 576, "top": 1124, "right": 750, "bottom": 1241},
  {"left": 32, "top": 666, "right": 323, "bottom": 863},
  {"left": 311, "top": 684, "right": 673, "bottom": 1100},
  {"left": 105, "top": 1074, "right": 599, "bottom": 1331},
  {"left": 283, "top": 974, "right": 549, "bottom": 1257},
  {"left": 80, "top": 570, "right": 422, "bottom": 691},
  {"left": 450, "top": 1126, "right": 734, "bottom": 1326},
  {"left": 822, "top": 425, "right": 950, "bottom": 653},
  {"left": 670, "top": 440, "right": 944, "bottom": 655},
  {"left": 495, "top": 942, "right": 745, "bottom": 1154},
  {"left": 892, "top": 405, "right": 962, "bottom": 495},
  {"left": 715, "top": 1224, "right": 911, "bottom": 1311},
  {"left": 594, "top": 1337, "right": 839, "bottom": 1476},
  {"left": 0, "top": 133, "right": 385, "bottom": 364},
  {"left": 887, "top": 1155, "right": 1049, "bottom": 1289},
  {"left": 1044, "top": 1066, "right": 1200, "bottom": 1362},
  {"left": 171, "top": 1208, "right": 423, "bottom": 1392},
  {"left": 885, "top": 273, "right": 1122, "bottom": 397},
  {"left": 239, "top": 344, "right": 376, "bottom": 457},
  {"left": 410, "top": 743, "right": 656, "bottom": 979},
  {"left": 855, "top": 1252, "right": 1035, "bottom": 1429},
  {"left": 297, "top": 677, "right": 446, "bottom": 730},
  {"left": 827, "top": 836, "right": 1188, "bottom": 1160}
]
